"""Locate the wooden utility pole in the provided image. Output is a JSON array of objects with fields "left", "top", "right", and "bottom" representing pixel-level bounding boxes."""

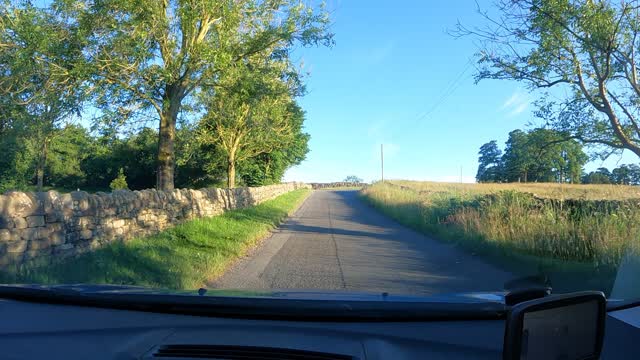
[{"left": 381, "top": 144, "right": 384, "bottom": 183}]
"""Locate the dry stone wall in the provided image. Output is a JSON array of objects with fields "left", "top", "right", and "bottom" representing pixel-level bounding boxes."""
[
  {"left": 0, "top": 182, "right": 310, "bottom": 268},
  {"left": 309, "top": 182, "right": 368, "bottom": 189}
]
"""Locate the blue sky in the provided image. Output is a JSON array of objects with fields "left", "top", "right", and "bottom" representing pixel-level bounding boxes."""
[{"left": 283, "top": 0, "right": 637, "bottom": 183}]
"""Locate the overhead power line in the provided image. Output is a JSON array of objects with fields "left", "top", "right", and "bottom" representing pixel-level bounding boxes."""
[{"left": 413, "top": 58, "right": 474, "bottom": 124}]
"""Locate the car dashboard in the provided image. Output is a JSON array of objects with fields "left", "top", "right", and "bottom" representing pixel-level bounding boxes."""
[{"left": 1, "top": 297, "right": 640, "bottom": 359}]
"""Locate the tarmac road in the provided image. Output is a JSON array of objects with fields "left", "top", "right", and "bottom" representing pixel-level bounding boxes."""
[{"left": 212, "top": 190, "right": 514, "bottom": 295}]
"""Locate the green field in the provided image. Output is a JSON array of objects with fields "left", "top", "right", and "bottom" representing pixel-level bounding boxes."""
[
  {"left": 361, "top": 181, "right": 640, "bottom": 294},
  {"left": 0, "top": 189, "right": 311, "bottom": 290}
]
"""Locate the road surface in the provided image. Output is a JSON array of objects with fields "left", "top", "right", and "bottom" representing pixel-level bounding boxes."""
[{"left": 212, "top": 190, "right": 514, "bottom": 295}]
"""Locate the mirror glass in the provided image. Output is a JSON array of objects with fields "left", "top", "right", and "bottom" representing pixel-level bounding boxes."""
[{"left": 519, "top": 300, "right": 600, "bottom": 360}]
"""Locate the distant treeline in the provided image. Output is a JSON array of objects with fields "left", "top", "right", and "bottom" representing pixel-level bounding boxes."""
[
  {"left": 0, "top": 124, "right": 308, "bottom": 193},
  {"left": 476, "top": 128, "right": 640, "bottom": 185}
]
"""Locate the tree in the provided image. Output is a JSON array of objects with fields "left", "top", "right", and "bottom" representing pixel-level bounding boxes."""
[
  {"left": 109, "top": 168, "right": 129, "bottom": 190},
  {"left": 0, "top": 2, "right": 86, "bottom": 191},
  {"left": 459, "top": 1, "right": 640, "bottom": 160},
  {"left": 238, "top": 112, "right": 310, "bottom": 187},
  {"left": 582, "top": 168, "right": 613, "bottom": 184},
  {"left": 66, "top": 0, "right": 332, "bottom": 190},
  {"left": 344, "top": 175, "right": 363, "bottom": 183},
  {"left": 628, "top": 164, "right": 640, "bottom": 185},
  {"left": 502, "top": 130, "right": 533, "bottom": 182},
  {"left": 500, "top": 128, "right": 587, "bottom": 183},
  {"left": 476, "top": 140, "right": 503, "bottom": 182},
  {"left": 45, "top": 124, "right": 93, "bottom": 189},
  {"left": 612, "top": 165, "right": 632, "bottom": 185},
  {"left": 198, "top": 57, "right": 300, "bottom": 188},
  {"left": 526, "top": 128, "right": 587, "bottom": 183}
]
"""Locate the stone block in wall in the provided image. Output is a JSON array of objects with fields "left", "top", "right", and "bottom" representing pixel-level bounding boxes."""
[
  {"left": 49, "top": 232, "right": 65, "bottom": 246},
  {"left": 35, "top": 227, "right": 51, "bottom": 239},
  {"left": 0, "top": 229, "right": 14, "bottom": 242},
  {"left": 6, "top": 241, "right": 27, "bottom": 253},
  {"left": 71, "top": 191, "right": 91, "bottom": 213},
  {"left": 0, "top": 217, "right": 13, "bottom": 229},
  {"left": 0, "top": 229, "right": 10, "bottom": 242},
  {"left": 20, "top": 228, "right": 38, "bottom": 241},
  {"left": 80, "top": 229, "right": 93, "bottom": 240},
  {"left": 36, "top": 191, "right": 57, "bottom": 216},
  {"left": 65, "top": 231, "right": 80, "bottom": 243},
  {"left": 29, "top": 239, "right": 52, "bottom": 251},
  {"left": 26, "top": 216, "right": 45, "bottom": 228},
  {"left": 1, "top": 192, "right": 38, "bottom": 218},
  {"left": 57, "top": 193, "right": 73, "bottom": 215},
  {"left": 46, "top": 223, "right": 62, "bottom": 233},
  {"left": 74, "top": 216, "right": 95, "bottom": 229},
  {"left": 45, "top": 213, "right": 61, "bottom": 223},
  {"left": 111, "top": 219, "right": 125, "bottom": 228},
  {"left": 13, "top": 217, "right": 27, "bottom": 229}
]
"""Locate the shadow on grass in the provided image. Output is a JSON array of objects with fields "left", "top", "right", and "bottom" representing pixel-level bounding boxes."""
[{"left": 0, "top": 189, "right": 311, "bottom": 290}]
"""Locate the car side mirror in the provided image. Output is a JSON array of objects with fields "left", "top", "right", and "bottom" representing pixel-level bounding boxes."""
[{"left": 503, "top": 291, "right": 607, "bottom": 360}]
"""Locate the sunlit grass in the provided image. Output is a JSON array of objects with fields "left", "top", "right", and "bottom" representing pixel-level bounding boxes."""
[
  {"left": 362, "top": 182, "right": 640, "bottom": 265},
  {"left": 391, "top": 180, "right": 640, "bottom": 200},
  {"left": 361, "top": 182, "right": 640, "bottom": 294},
  {"left": 0, "top": 189, "right": 311, "bottom": 290}
]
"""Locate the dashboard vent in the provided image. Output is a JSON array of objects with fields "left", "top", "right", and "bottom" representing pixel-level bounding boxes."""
[{"left": 151, "top": 344, "right": 356, "bottom": 360}]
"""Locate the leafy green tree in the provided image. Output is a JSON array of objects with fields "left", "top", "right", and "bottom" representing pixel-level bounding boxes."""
[
  {"left": 476, "top": 140, "right": 503, "bottom": 182},
  {"left": 46, "top": 125, "right": 93, "bottom": 189},
  {"left": 198, "top": 56, "right": 302, "bottom": 188},
  {"left": 460, "top": 0, "right": 640, "bottom": 159},
  {"left": 502, "top": 130, "right": 534, "bottom": 182},
  {"left": 526, "top": 128, "right": 587, "bottom": 183},
  {"left": 501, "top": 128, "right": 587, "bottom": 183},
  {"left": 65, "top": 0, "right": 332, "bottom": 190},
  {"left": 628, "top": 164, "right": 640, "bottom": 185},
  {"left": 109, "top": 168, "right": 129, "bottom": 190},
  {"left": 175, "top": 125, "right": 227, "bottom": 188},
  {"left": 344, "top": 175, "right": 363, "bottom": 183},
  {"left": 0, "top": 2, "right": 86, "bottom": 191},
  {"left": 237, "top": 104, "right": 309, "bottom": 186},
  {"left": 612, "top": 165, "right": 632, "bottom": 185},
  {"left": 582, "top": 168, "right": 613, "bottom": 184}
]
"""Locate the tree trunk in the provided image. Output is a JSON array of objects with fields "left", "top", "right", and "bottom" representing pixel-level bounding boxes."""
[
  {"left": 36, "top": 138, "right": 48, "bottom": 192},
  {"left": 156, "top": 95, "right": 179, "bottom": 191},
  {"left": 227, "top": 157, "right": 236, "bottom": 188}
]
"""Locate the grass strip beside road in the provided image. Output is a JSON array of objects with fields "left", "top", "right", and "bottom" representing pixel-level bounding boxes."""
[
  {"left": 359, "top": 182, "right": 639, "bottom": 294},
  {"left": 0, "top": 189, "right": 311, "bottom": 290}
]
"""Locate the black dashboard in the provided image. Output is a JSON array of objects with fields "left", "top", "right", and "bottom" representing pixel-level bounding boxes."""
[{"left": 1, "top": 297, "right": 639, "bottom": 359}]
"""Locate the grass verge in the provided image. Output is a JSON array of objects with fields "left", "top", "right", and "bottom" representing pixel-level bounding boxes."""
[
  {"left": 359, "top": 182, "right": 640, "bottom": 295},
  {"left": 0, "top": 189, "right": 311, "bottom": 290}
]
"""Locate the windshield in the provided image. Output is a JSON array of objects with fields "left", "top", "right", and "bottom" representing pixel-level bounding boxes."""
[{"left": 1, "top": 0, "right": 639, "bottom": 306}]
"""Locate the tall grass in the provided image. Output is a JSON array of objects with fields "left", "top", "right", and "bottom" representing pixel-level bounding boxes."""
[
  {"left": 363, "top": 182, "right": 640, "bottom": 265},
  {"left": 361, "top": 182, "right": 640, "bottom": 293},
  {"left": 391, "top": 180, "right": 640, "bottom": 200}
]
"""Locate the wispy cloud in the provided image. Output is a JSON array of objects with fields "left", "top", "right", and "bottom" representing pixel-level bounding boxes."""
[
  {"left": 367, "top": 120, "right": 386, "bottom": 137},
  {"left": 500, "top": 90, "right": 530, "bottom": 117},
  {"left": 354, "top": 41, "right": 394, "bottom": 67},
  {"left": 368, "top": 41, "right": 394, "bottom": 65},
  {"left": 382, "top": 142, "right": 399, "bottom": 159}
]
